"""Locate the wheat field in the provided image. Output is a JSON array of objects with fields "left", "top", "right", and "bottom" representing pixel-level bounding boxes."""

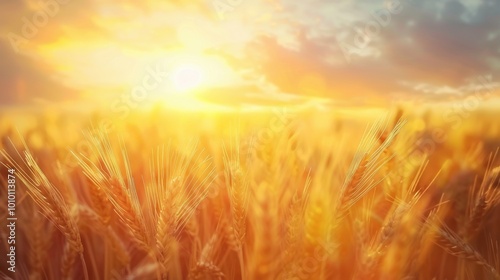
[{"left": 0, "top": 105, "right": 500, "bottom": 280}]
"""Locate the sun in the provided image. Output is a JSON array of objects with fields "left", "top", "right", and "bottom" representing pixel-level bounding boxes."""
[{"left": 171, "top": 63, "right": 205, "bottom": 93}]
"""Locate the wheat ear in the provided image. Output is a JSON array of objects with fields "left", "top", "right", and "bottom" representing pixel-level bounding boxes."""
[
  {"left": 87, "top": 182, "right": 111, "bottom": 225},
  {"left": 189, "top": 262, "right": 226, "bottom": 280},
  {"left": 2, "top": 148, "right": 84, "bottom": 279},
  {"left": 109, "top": 177, "right": 151, "bottom": 251},
  {"left": 226, "top": 162, "right": 249, "bottom": 245},
  {"left": 28, "top": 211, "right": 52, "bottom": 280},
  {"left": 464, "top": 169, "right": 500, "bottom": 240},
  {"left": 433, "top": 222, "right": 500, "bottom": 279}
]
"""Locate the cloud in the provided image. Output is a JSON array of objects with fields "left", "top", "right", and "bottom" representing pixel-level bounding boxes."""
[
  {"left": 376, "top": 0, "right": 500, "bottom": 87},
  {"left": 0, "top": 39, "right": 78, "bottom": 106},
  {"left": 231, "top": 0, "right": 500, "bottom": 101},
  {"left": 0, "top": 0, "right": 499, "bottom": 107}
]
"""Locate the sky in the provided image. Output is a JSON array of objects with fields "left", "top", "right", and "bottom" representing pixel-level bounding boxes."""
[{"left": 0, "top": 0, "right": 499, "bottom": 108}]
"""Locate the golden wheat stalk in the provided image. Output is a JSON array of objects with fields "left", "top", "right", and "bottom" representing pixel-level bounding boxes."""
[
  {"left": 189, "top": 262, "right": 226, "bottom": 280},
  {"left": 284, "top": 175, "right": 312, "bottom": 253},
  {"left": 28, "top": 211, "right": 52, "bottom": 280},
  {"left": 220, "top": 140, "right": 250, "bottom": 279},
  {"left": 148, "top": 143, "right": 215, "bottom": 274},
  {"left": 87, "top": 182, "right": 111, "bottom": 225},
  {"left": 463, "top": 159, "right": 500, "bottom": 240},
  {"left": 431, "top": 220, "right": 500, "bottom": 279},
  {"left": 155, "top": 185, "right": 176, "bottom": 270},
  {"left": 109, "top": 177, "right": 151, "bottom": 251},
  {"left": 73, "top": 132, "right": 152, "bottom": 252},
  {"left": 223, "top": 157, "right": 249, "bottom": 246},
  {"left": 123, "top": 264, "right": 159, "bottom": 280},
  {"left": 2, "top": 145, "right": 87, "bottom": 280},
  {"left": 75, "top": 205, "right": 130, "bottom": 266},
  {"left": 336, "top": 117, "right": 405, "bottom": 217}
]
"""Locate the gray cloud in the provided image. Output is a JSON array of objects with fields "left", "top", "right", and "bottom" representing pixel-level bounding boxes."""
[{"left": 236, "top": 0, "right": 500, "bottom": 100}]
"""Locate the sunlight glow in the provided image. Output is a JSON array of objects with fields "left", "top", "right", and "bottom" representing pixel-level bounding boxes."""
[{"left": 171, "top": 64, "right": 205, "bottom": 93}]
